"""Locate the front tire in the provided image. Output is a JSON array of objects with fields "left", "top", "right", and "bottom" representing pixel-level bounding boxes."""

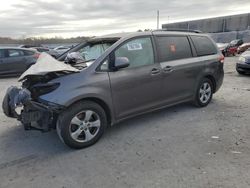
[
  {"left": 57, "top": 101, "right": 107, "bottom": 149},
  {"left": 236, "top": 69, "right": 245, "bottom": 75},
  {"left": 193, "top": 78, "right": 213, "bottom": 107}
]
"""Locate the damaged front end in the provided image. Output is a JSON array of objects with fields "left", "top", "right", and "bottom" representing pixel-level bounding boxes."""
[
  {"left": 2, "top": 82, "right": 65, "bottom": 132},
  {"left": 2, "top": 53, "right": 79, "bottom": 132}
]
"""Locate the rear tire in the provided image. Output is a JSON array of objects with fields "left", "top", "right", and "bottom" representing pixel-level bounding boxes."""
[
  {"left": 193, "top": 78, "right": 213, "bottom": 107},
  {"left": 57, "top": 101, "right": 107, "bottom": 149}
]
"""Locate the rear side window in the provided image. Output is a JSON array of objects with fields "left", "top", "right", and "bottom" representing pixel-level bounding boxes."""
[
  {"left": 36, "top": 48, "right": 48, "bottom": 52},
  {"left": 191, "top": 36, "right": 217, "bottom": 56},
  {"left": 24, "top": 50, "right": 35, "bottom": 56},
  {"left": 156, "top": 36, "right": 192, "bottom": 62},
  {"left": 8, "top": 49, "right": 25, "bottom": 57}
]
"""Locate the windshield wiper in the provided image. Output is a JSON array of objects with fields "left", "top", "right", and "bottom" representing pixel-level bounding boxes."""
[
  {"left": 84, "top": 59, "right": 96, "bottom": 63},
  {"left": 75, "top": 59, "right": 96, "bottom": 64}
]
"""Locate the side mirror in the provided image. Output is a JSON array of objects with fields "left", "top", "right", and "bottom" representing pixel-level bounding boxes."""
[
  {"left": 65, "top": 52, "right": 85, "bottom": 64},
  {"left": 114, "top": 57, "right": 130, "bottom": 70}
]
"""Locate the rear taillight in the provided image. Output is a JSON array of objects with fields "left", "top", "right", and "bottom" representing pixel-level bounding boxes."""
[
  {"left": 219, "top": 55, "right": 224, "bottom": 63},
  {"left": 33, "top": 53, "right": 40, "bottom": 59}
]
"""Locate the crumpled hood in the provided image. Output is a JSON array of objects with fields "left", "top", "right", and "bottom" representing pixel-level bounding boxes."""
[{"left": 19, "top": 53, "right": 80, "bottom": 81}]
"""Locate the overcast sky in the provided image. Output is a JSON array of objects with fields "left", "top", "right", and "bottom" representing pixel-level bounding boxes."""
[{"left": 1, "top": 0, "right": 250, "bottom": 38}]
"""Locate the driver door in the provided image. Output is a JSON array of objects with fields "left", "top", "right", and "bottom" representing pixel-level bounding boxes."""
[{"left": 108, "top": 37, "right": 163, "bottom": 119}]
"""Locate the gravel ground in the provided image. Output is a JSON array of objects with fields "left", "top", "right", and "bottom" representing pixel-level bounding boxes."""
[{"left": 0, "top": 57, "right": 249, "bottom": 188}]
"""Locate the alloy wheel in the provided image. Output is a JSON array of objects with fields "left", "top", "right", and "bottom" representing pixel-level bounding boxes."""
[
  {"left": 69, "top": 110, "right": 101, "bottom": 143},
  {"left": 199, "top": 82, "right": 212, "bottom": 104}
]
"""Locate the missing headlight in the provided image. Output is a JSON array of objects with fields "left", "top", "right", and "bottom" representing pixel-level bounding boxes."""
[{"left": 30, "top": 82, "right": 60, "bottom": 99}]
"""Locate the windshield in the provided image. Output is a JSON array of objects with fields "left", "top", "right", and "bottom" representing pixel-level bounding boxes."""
[
  {"left": 78, "top": 43, "right": 112, "bottom": 61},
  {"left": 56, "top": 39, "right": 118, "bottom": 61}
]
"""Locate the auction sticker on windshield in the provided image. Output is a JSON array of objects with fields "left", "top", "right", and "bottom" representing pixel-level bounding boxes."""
[{"left": 127, "top": 43, "right": 143, "bottom": 51}]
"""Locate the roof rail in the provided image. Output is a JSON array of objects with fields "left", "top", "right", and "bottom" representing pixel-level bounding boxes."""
[{"left": 154, "top": 29, "right": 202, "bottom": 33}]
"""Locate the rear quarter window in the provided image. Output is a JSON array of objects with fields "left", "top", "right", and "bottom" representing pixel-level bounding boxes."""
[
  {"left": 191, "top": 36, "right": 217, "bottom": 56},
  {"left": 156, "top": 36, "right": 193, "bottom": 62},
  {"left": 8, "top": 49, "right": 25, "bottom": 57},
  {"left": 36, "top": 48, "right": 48, "bottom": 52},
  {"left": 24, "top": 50, "right": 35, "bottom": 56}
]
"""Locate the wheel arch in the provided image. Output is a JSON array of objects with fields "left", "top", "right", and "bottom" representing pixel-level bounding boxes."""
[
  {"left": 204, "top": 75, "right": 216, "bottom": 93},
  {"left": 67, "top": 97, "right": 113, "bottom": 126}
]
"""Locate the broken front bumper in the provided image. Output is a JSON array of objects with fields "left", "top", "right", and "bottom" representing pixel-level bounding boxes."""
[{"left": 2, "top": 86, "right": 64, "bottom": 132}]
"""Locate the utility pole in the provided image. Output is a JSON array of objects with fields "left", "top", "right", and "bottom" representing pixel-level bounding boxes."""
[{"left": 157, "top": 10, "right": 160, "bottom": 29}]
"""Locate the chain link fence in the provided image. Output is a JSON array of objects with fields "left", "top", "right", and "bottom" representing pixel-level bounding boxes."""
[{"left": 209, "top": 30, "right": 250, "bottom": 43}]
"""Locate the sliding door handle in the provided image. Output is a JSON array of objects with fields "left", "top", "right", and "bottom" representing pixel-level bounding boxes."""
[
  {"left": 151, "top": 68, "right": 161, "bottom": 75},
  {"left": 163, "top": 66, "right": 173, "bottom": 72}
]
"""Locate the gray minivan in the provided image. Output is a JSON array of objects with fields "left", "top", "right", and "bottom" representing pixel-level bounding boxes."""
[{"left": 2, "top": 31, "right": 224, "bottom": 149}]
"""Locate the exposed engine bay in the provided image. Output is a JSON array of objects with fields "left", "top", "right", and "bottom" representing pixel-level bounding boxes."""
[
  {"left": 2, "top": 53, "right": 91, "bottom": 132},
  {"left": 2, "top": 38, "right": 118, "bottom": 132}
]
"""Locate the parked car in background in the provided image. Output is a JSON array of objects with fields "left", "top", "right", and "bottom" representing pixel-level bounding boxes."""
[
  {"left": 2, "top": 31, "right": 224, "bottom": 149},
  {"left": 54, "top": 46, "right": 71, "bottom": 55},
  {"left": 19, "top": 44, "right": 42, "bottom": 48},
  {"left": 217, "top": 43, "right": 228, "bottom": 56},
  {"left": 236, "top": 48, "right": 250, "bottom": 74},
  {"left": 0, "top": 47, "right": 39, "bottom": 76},
  {"left": 230, "top": 39, "right": 243, "bottom": 47},
  {"left": 31, "top": 47, "right": 59, "bottom": 58},
  {"left": 223, "top": 39, "right": 244, "bottom": 56},
  {"left": 237, "top": 43, "right": 250, "bottom": 54},
  {"left": 226, "top": 45, "right": 238, "bottom": 56}
]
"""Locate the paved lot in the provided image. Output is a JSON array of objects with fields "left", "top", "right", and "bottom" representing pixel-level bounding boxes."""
[{"left": 0, "top": 57, "right": 249, "bottom": 188}]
